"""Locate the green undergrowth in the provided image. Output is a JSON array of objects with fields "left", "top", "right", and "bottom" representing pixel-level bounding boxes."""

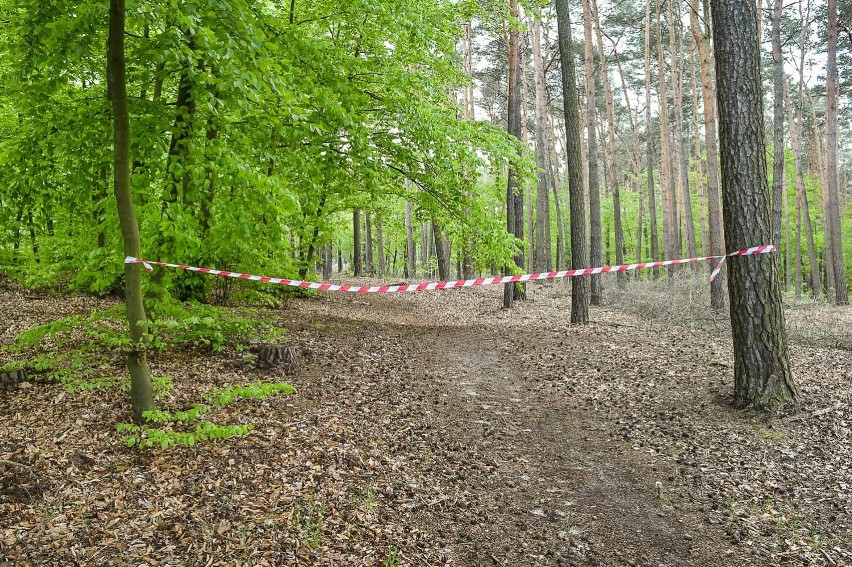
[
  {"left": 1, "top": 301, "right": 285, "bottom": 391},
  {"left": 118, "top": 381, "right": 295, "bottom": 450}
]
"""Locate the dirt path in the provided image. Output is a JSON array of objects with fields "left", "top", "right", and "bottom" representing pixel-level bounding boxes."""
[{"left": 1, "top": 282, "right": 850, "bottom": 566}]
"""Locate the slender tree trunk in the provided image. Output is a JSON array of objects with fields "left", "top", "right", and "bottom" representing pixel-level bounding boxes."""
[
  {"left": 533, "top": 10, "right": 552, "bottom": 272},
  {"left": 592, "top": 0, "right": 624, "bottom": 285},
  {"left": 433, "top": 222, "right": 451, "bottom": 281},
  {"left": 770, "top": 0, "right": 786, "bottom": 264},
  {"left": 556, "top": 0, "right": 589, "bottom": 323},
  {"left": 645, "top": 0, "right": 660, "bottom": 276},
  {"left": 405, "top": 199, "right": 416, "bottom": 279},
  {"left": 353, "top": 209, "right": 363, "bottom": 276},
  {"left": 657, "top": 0, "right": 678, "bottom": 277},
  {"left": 712, "top": 0, "right": 796, "bottom": 410},
  {"left": 691, "top": 0, "right": 726, "bottom": 310},
  {"left": 583, "top": 0, "right": 603, "bottom": 303},
  {"left": 671, "top": 0, "right": 695, "bottom": 266},
  {"left": 108, "top": 0, "right": 155, "bottom": 420},
  {"left": 826, "top": 0, "right": 849, "bottom": 304},
  {"left": 376, "top": 215, "right": 385, "bottom": 277},
  {"left": 690, "top": 41, "right": 708, "bottom": 257},
  {"left": 505, "top": 0, "right": 526, "bottom": 307},
  {"left": 608, "top": 32, "right": 644, "bottom": 267},
  {"left": 337, "top": 243, "right": 343, "bottom": 273},
  {"left": 365, "top": 211, "right": 374, "bottom": 275}
]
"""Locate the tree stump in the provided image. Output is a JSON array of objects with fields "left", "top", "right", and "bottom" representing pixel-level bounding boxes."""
[
  {"left": 257, "top": 344, "right": 301, "bottom": 374},
  {"left": 0, "top": 369, "right": 28, "bottom": 388}
]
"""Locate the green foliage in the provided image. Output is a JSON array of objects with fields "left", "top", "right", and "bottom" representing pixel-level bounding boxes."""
[
  {"left": 2, "top": 303, "right": 283, "bottom": 390},
  {"left": 117, "top": 380, "right": 294, "bottom": 450}
]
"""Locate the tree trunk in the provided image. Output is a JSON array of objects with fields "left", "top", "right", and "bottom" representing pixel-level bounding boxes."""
[
  {"left": 108, "top": 0, "right": 155, "bottom": 420},
  {"left": 353, "top": 209, "right": 363, "bottom": 276},
  {"left": 555, "top": 0, "right": 589, "bottom": 323},
  {"left": 770, "top": 0, "right": 785, "bottom": 263},
  {"left": 592, "top": 0, "right": 624, "bottom": 285},
  {"left": 657, "top": 0, "right": 678, "bottom": 278},
  {"left": 405, "top": 199, "right": 416, "bottom": 279},
  {"left": 376, "top": 215, "right": 385, "bottom": 277},
  {"left": 645, "top": 0, "right": 660, "bottom": 276},
  {"left": 433, "top": 222, "right": 452, "bottom": 281},
  {"left": 786, "top": 5, "right": 822, "bottom": 298},
  {"left": 690, "top": 41, "right": 708, "bottom": 258},
  {"left": 532, "top": 10, "right": 552, "bottom": 272},
  {"left": 670, "top": 0, "right": 695, "bottom": 266},
  {"left": 826, "top": 0, "right": 849, "bottom": 304},
  {"left": 711, "top": 0, "right": 796, "bottom": 410},
  {"left": 365, "top": 211, "right": 374, "bottom": 275},
  {"left": 690, "top": 0, "right": 725, "bottom": 310},
  {"left": 583, "top": 0, "right": 603, "bottom": 303},
  {"left": 505, "top": 0, "right": 526, "bottom": 307}
]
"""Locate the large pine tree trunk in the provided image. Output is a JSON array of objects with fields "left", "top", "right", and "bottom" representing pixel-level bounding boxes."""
[
  {"left": 826, "top": 0, "right": 849, "bottom": 304},
  {"left": 711, "top": 0, "right": 796, "bottom": 410},
  {"left": 644, "top": 0, "right": 660, "bottom": 276},
  {"left": 555, "top": 0, "right": 589, "bottom": 323},
  {"left": 690, "top": 0, "right": 725, "bottom": 310},
  {"left": 582, "top": 0, "right": 603, "bottom": 303},
  {"left": 108, "top": 0, "right": 155, "bottom": 420},
  {"left": 532, "top": 11, "right": 552, "bottom": 273},
  {"left": 592, "top": 0, "right": 625, "bottom": 285}
]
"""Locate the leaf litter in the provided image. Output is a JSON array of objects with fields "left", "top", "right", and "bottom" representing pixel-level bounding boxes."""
[{"left": 0, "top": 277, "right": 850, "bottom": 566}]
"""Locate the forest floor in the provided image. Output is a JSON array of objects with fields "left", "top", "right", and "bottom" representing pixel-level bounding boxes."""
[{"left": 0, "top": 275, "right": 851, "bottom": 566}]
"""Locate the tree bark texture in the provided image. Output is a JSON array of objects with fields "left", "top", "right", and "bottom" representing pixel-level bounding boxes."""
[
  {"left": 353, "top": 209, "right": 363, "bottom": 276},
  {"left": 533, "top": 12, "right": 553, "bottom": 272},
  {"left": 711, "top": 0, "right": 796, "bottom": 410},
  {"left": 555, "top": 0, "right": 590, "bottom": 323}
]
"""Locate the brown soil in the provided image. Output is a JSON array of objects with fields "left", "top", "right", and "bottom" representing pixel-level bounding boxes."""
[{"left": 0, "top": 280, "right": 850, "bottom": 566}]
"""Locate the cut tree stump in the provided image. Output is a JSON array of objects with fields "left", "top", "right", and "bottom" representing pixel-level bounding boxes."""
[{"left": 257, "top": 344, "right": 301, "bottom": 373}]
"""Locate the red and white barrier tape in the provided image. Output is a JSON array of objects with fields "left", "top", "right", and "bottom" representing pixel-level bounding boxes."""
[{"left": 125, "top": 245, "right": 775, "bottom": 294}]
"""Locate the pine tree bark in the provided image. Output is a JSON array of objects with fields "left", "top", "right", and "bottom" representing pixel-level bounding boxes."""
[
  {"left": 690, "top": 0, "right": 725, "bottom": 310},
  {"left": 711, "top": 0, "right": 796, "bottom": 410},
  {"left": 645, "top": 0, "right": 660, "bottom": 276},
  {"left": 826, "top": 0, "right": 849, "bottom": 304},
  {"left": 583, "top": 0, "right": 603, "bottom": 303},
  {"left": 555, "top": 0, "right": 590, "bottom": 323},
  {"left": 108, "top": 0, "right": 156, "bottom": 420},
  {"left": 592, "top": 0, "right": 625, "bottom": 285}
]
